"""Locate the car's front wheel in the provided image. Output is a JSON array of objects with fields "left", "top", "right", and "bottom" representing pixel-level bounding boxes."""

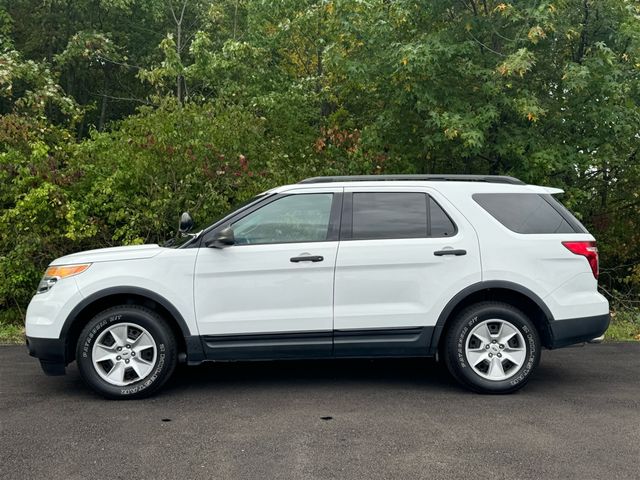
[
  {"left": 76, "top": 305, "right": 177, "bottom": 399},
  {"left": 443, "top": 302, "right": 541, "bottom": 394}
]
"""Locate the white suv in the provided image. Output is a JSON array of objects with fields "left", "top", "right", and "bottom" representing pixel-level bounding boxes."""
[{"left": 26, "top": 175, "right": 610, "bottom": 398}]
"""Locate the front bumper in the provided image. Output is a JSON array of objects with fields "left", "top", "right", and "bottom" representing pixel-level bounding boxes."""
[
  {"left": 548, "top": 313, "right": 610, "bottom": 349},
  {"left": 26, "top": 336, "right": 66, "bottom": 375}
]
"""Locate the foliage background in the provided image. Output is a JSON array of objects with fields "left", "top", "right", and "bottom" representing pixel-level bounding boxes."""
[{"left": 1, "top": 0, "right": 639, "bottom": 338}]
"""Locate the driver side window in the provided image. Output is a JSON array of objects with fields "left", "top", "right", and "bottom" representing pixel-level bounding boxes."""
[{"left": 232, "top": 193, "right": 334, "bottom": 245}]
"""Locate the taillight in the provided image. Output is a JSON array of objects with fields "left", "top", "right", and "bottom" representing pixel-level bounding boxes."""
[{"left": 562, "top": 241, "right": 599, "bottom": 279}]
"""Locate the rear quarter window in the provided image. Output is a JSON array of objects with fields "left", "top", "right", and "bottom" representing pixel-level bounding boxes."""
[
  {"left": 473, "top": 193, "right": 587, "bottom": 234},
  {"left": 429, "top": 197, "right": 456, "bottom": 237}
]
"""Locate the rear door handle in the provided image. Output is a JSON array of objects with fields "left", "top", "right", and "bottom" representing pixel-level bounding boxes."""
[
  {"left": 434, "top": 249, "right": 467, "bottom": 256},
  {"left": 290, "top": 255, "right": 324, "bottom": 263}
]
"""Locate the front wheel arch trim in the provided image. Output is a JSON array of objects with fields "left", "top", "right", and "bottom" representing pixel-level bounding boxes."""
[{"left": 61, "top": 286, "right": 205, "bottom": 365}]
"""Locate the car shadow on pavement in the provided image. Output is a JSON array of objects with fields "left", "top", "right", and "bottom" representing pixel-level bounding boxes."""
[
  {"left": 162, "top": 357, "right": 461, "bottom": 395},
  {"left": 160, "top": 350, "right": 601, "bottom": 399},
  {"left": 22, "top": 348, "right": 592, "bottom": 400}
]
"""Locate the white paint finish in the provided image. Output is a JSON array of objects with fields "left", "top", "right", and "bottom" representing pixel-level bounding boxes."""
[
  {"left": 542, "top": 186, "right": 564, "bottom": 194},
  {"left": 544, "top": 272, "right": 609, "bottom": 320},
  {"left": 51, "top": 244, "right": 162, "bottom": 265},
  {"left": 334, "top": 239, "right": 481, "bottom": 329},
  {"left": 194, "top": 242, "right": 338, "bottom": 335},
  {"left": 334, "top": 186, "right": 482, "bottom": 330},
  {"left": 27, "top": 247, "right": 199, "bottom": 338},
  {"left": 25, "top": 276, "right": 85, "bottom": 338},
  {"left": 73, "top": 248, "right": 200, "bottom": 335}
]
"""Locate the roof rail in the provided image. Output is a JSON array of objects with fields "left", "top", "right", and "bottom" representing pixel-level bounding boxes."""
[{"left": 298, "top": 174, "right": 525, "bottom": 185}]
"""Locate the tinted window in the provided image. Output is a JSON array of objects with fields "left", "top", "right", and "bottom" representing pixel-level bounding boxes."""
[
  {"left": 429, "top": 198, "right": 456, "bottom": 237},
  {"left": 352, "top": 193, "right": 428, "bottom": 240},
  {"left": 473, "top": 193, "right": 578, "bottom": 234},
  {"left": 545, "top": 195, "right": 588, "bottom": 233},
  {"left": 232, "top": 193, "right": 333, "bottom": 244}
]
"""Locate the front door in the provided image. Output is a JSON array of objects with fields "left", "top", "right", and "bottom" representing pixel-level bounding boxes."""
[{"left": 194, "top": 189, "right": 341, "bottom": 359}]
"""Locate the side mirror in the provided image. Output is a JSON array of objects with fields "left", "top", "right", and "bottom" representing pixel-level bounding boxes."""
[
  {"left": 205, "top": 226, "right": 235, "bottom": 248},
  {"left": 179, "top": 212, "right": 194, "bottom": 234}
]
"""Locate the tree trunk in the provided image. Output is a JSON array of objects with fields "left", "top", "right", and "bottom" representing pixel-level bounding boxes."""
[
  {"left": 233, "top": 0, "right": 239, "bottom": 40},
  {"left": 176, "top": 20, "right": 183, "bottom": 104},
  {"left": 98, "top": 72, "right": 109, "bottom": 131},
  {"left": 576, "top": 0, "right": 590, "bottom": 63},
  {"left": 316, "top": 7, "right": 331, "bottom": 119}
]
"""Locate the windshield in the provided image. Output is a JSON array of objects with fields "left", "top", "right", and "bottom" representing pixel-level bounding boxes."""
[{"left": 170, "top": 193, "right": 269, "bottom": 248}]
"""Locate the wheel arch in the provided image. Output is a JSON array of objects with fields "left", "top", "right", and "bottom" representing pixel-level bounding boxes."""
[
  {"left": 431, "top": 281, "right": 555, "bottom": 352},
  {"left": 62, "top": 287, "right": 204, "bottom": 365}
]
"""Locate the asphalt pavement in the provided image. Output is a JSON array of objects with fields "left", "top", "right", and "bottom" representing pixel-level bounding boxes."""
[{"left": 1, "top": 343, "right": 639, "bottom": 480}]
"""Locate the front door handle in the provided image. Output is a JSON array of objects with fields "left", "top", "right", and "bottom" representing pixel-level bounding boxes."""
[
  {"left": 290, "top": 255, "right": 324, "bottom": 263},
  {"left": 434, "top": 249, "right": 467, "bottom": 256}
]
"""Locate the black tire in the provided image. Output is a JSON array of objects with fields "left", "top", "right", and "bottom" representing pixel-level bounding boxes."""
[
  {"left": 76, "top": 305, "right": 177, "bottom": 399},
  {"left": 443, "top": 302, "right": 541, "bottom": 394}
]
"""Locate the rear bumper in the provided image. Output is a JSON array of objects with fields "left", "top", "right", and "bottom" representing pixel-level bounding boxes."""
[
  {"left": 26, "top": 336, "right": 66, "bottom": 375},
  {"left": 548, "top": 313, "right": 610, "bottom": 349}
]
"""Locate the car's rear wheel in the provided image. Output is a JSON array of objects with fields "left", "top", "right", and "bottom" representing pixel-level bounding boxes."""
[
  {"left": 443, "top": 302, "right": 541, "bottom": 394},
  {"left": 76, "top": 305, "right": 177, "bottom": 399}
]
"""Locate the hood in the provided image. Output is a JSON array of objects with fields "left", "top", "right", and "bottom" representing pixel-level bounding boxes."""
[{"left": 50, "top": 244, "right": 164, "bottom": 265}]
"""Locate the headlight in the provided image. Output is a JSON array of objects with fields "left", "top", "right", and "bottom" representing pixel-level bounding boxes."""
[{"left": 37, "top": 263, "right": 91, "bottom": 294}]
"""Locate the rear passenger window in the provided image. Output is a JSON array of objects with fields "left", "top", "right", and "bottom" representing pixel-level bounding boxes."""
[
  {"left": 473, "top": 193, "right": 579, "bottom": 234},
  {"left": 352, "top": 192, "right": 428, "bottom": 240},
  {"left": 350, "top": 192, "right": 457, "bottom": 240}
]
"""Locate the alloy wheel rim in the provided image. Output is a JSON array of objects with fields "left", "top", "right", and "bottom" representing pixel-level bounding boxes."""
[
  {"left": 465, "top": 319, "right": 527, "bottom": 381},
  {"left": 91, "top": 323, "right": 157, "bottom": 386}
]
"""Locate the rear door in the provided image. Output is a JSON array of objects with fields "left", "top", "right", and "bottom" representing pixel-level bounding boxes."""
[{"left": 333, "top": 186, "right": 481, "bottom": 356}]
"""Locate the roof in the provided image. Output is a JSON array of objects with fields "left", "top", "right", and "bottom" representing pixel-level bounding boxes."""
[
  {"left": 266, "top": 174, "right": 564, "bottom": 195},
  {"left": 298, "top": 174, "right": 525, "bottom": 185}
]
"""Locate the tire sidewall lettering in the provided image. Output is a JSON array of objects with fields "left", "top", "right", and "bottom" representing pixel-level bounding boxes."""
[
  {"left": 120, "top": 349, "right": 165, "bottom": 395},
  {"left": 76, "top": 307, "right": 175, "bottom": 399},
  {"left": 457, "top": 315, "right": 480, "bottom": 369},
  {"left": 450, "top": 306, "right": 541, "bottom": 392},
  {"left": 509, "top": 330, "right": 537, "bottom": 386}
]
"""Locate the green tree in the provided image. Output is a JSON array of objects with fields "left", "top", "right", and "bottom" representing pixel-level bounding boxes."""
[{"left": 0, "top": 0, "right": 639, "bottom": 331}]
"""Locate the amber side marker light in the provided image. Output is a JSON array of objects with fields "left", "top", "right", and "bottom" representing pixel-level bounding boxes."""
[
  {"left": 37, "top": 263, "right": 91, "bottom": 293},
  {"left": 44, "top": 264, "right": 91, "bottom": 278}
]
